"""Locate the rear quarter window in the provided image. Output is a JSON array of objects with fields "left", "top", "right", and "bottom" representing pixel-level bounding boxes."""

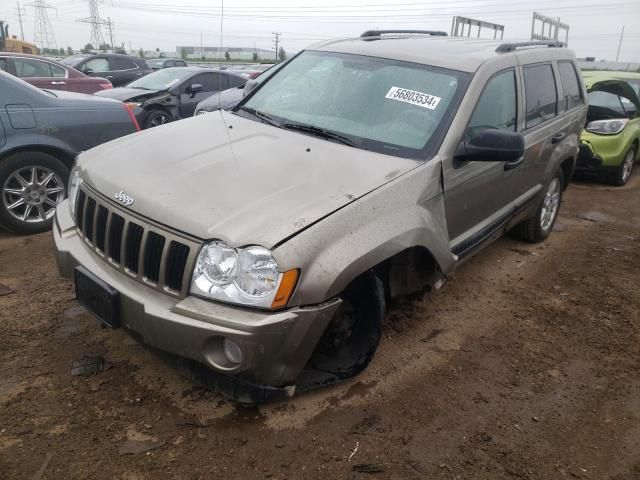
[
  {"left": 523, "top": 64, "right": 558, "bottom": 128},
  {"left": 110, "top": 57, "right": 137, "bottom": 70},
  {"left": 558, "top": 62, "right": 583, "bottom": 111}
]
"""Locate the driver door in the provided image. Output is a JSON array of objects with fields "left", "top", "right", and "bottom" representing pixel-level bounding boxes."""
[
  {"left": 179, "top": 73, "right": 227, "bottom": 118},
  {"left": 443, "top": 68, "right": 523, "bottom": 256}
]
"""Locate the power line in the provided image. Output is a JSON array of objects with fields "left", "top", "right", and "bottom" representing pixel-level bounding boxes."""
[
  {"left": 26, "top": 0, "right": 57, "bottom": 49},
  {"left": 77, "top": 0, "right": 107, "bottom": 48}
]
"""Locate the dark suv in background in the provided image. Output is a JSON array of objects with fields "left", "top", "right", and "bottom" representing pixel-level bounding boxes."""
[{"left": 61, "top": 53, "right": 152, "bottom": 87}]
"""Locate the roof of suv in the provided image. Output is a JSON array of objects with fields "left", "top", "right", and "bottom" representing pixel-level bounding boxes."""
[{"left": 310, "top": 35, "right": 575, "bottom": 73}]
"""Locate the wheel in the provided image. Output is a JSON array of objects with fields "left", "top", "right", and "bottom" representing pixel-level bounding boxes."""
[
  {"left": 610, "top": 145, "right": 636, "bottom": 186},
  {"left": 0, "top": 151, "right": 69, "bottom": 234},
  {"left": 143, "top": 109, "right": 173, "bottom": 129},
  {"left": 301, "top": 271, "right": 385, "bottom": 388},
  {"left": 514, "top": 168, "right": 564, "bottom": 243}
]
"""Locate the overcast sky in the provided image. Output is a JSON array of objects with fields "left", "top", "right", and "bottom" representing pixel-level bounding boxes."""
[{"left": 5, "top": 0, "right": 640, "bottom": 62}]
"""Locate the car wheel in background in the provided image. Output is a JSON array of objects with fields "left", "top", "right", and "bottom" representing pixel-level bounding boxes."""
[
  {"left": 144, "top": 109, "right": 173, "bottom": 129},
  {"left": 514, "top": 168, "right": 564, "bottom": 243},
  {"left": 610, "top": 145, "right": 636, "bottom": 187},
  {"left": 0, "top": 151, "right": 69, "bottom": 234}
]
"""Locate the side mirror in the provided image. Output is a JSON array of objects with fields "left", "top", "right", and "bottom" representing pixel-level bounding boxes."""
[
  {"left": 243, "top": 79, "right": 259, "bottom": 97},
  {"left": 187, "top": 83, "right": 203, "bottom": 96},
  {"left": 83, "top": 67, "right": 93, "bottom": 74},
  {"left": 456, "top": 129, "right": 524, "bottom": 166}
]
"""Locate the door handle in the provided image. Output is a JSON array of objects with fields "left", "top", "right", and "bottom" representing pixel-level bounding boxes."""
[
  {"left": 51, "top": 81, "right": 66, "bottom": 85},
  {"left": 551, "top": 132, "right": 567, "bottom": 144},
  {"left": 504, "top": 156, "right": 524, "bottom": 171}
]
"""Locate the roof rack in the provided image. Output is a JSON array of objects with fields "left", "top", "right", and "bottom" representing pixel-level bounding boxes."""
[
  {"left": 360, "top": 30, "right": 448, "bottom": 38},
  {"left": 495, "top": 41, "right": 565, "bottom": 53}
]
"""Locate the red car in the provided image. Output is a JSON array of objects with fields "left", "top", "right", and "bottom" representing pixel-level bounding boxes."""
[{"left": 0, "top": 52, "right": 112, "bottom": 94}]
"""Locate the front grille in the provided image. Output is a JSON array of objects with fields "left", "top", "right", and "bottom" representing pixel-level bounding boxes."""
[{"left": 74, "top": 187, "right": 198, "bottom": 297}]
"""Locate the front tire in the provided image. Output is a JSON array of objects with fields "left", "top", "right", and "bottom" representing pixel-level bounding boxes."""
[
  {"left": 610, "top": 145, "right": 636, "bottom": 186},
  {"left": 300, "top": 271, "right": 384, "bottom": 390},
  {"left": 0, "top": 151, "right": 69, "bottom": 234},
  {"left": 143, "top": 109, "right": 173, "bottom": 129},
  {"left": 514, "top": 168, "right": 564, "bottom": 243}
]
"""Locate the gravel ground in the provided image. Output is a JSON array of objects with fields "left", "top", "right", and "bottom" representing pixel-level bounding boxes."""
[{"left": 1, "top": 174, "right": 639, "bottom": 480}]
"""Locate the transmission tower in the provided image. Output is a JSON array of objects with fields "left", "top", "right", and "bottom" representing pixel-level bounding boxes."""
[
  {"left": 26, "top": 0, "right": 57, "bottom": 50},
  {"left": 78, "top": 0, "right": 106, "bottom": 49}
]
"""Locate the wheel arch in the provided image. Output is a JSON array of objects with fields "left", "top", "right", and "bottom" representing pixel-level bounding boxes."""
[
  {"left": 0, "top": 144, "right": 76, "bottom": 170},
  {"left": 559, "top": 155, "right": 576, "bottom": 190}
]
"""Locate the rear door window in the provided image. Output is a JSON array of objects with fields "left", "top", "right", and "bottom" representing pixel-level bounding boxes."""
[
  {"left": 83, "top": 58, "right": 110, "bottom": 73},
  {"left": 109, "top": 57, "right": 137, "bottom": 71},
  {"left": 467, "top": 70, "right": 517, "bottom": 138},
  {"left": 523, "top": 64, "right": 558, "bottom": 128},
  {"left": 0, "top": 58, "right": 8, "bottom": 72},
  {"left": 558, "top": 62, "right": 583, "bottom": 111},
  {"left": 13, "top": 58, "right": 54, "bottom": 77}
]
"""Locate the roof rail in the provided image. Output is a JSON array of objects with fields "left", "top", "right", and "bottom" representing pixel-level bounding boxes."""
[
  {"left": 496, "top": 41, "right": 565, "bottom": 53},
  {"left": 360, "top": 30, "right": 448, "bottom": 38}
]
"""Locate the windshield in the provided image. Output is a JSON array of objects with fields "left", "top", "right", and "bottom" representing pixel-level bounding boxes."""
[
  {"left": 238, "top": 50, "right": 469, "bottom": 159},
  {"left": 128, "top": 68, "right": 193, "bottom": 90},
  {"left": 61, "top": 55, "right": 87, "bottom": 66}
]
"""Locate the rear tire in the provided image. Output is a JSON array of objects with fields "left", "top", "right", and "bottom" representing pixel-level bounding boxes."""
[
  {"left": 0, "top": 151, "right": 69, "bottom": 234},
  {"left": 143, "top": 109, "right": 173, "bottom": 129},
  {"left": 513, "top": 168, "right": 564, "bottom": 243},
  {"left": 610, "top": 145, "right": 636, "bottom": 186}
]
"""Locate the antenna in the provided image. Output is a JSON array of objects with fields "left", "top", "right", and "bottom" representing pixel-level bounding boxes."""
[
  {"left": 77, "top": 0, "right": 107, "bottom": 50},
  {"left": 26, "top": 0, "right": 57, "bottom": 50}
]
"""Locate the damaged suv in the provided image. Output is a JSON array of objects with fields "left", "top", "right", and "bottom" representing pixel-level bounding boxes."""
[{"left": 53, "top": 32, "right": 586, "bottom": 404}]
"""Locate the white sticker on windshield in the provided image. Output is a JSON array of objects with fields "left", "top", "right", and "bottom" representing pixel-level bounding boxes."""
[
  {"left": 385, "top": 86, "right": 441, "bottom": 110},
  {"left": 167, "top": 79, "right": 180, "bottom": 87}
]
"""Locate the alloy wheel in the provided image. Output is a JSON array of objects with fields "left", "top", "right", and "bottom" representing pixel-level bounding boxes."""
[
  {"left": 622, "top": 149, "right": 635, "bottom": 184},
  {"left": 150, "top": 114, "right": 171, "bottom": 127},
  {"left": 540, "top": 177, "right": 561, "bottom": 232},
  {"left": 2, "top": 165, "right": 65, "bottom": 224}
]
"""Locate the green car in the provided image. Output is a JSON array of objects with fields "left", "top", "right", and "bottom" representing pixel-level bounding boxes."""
[{"left": 577, "top": 71, "right": 640, "bottom": 185}]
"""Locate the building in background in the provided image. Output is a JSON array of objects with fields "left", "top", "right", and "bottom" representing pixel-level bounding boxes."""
[{"left": 177, "top": 46, "right": 273, "bottom": 61}]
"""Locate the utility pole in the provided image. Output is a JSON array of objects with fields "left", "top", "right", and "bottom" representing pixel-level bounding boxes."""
[
  {"left": 616, "top": 25, "right": 625, "bottom": 62},
  {"left": 106, "top": 17, "right": 114, "bottom": 51},
  {"left": 200, "top": 31, "right": 203, "bottom": 59},
  {"left": 16, "top": 2, "right": 25, "bottom": 40},
  {"left": 272, "top": 32, "right": 281, "bottom": 63}
]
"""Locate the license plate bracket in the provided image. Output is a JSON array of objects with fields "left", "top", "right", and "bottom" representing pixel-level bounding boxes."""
[{"left": 74, "top": 266, "right": 121, "bottom": 328}]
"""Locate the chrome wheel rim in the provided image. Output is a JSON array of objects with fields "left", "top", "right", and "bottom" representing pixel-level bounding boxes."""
[
  {"left": 622, "top": 150, "right": 634, "bottom": 183},
  {"left": 149, "top": 114, "right": 170, "bottom": 127},
  {"left": 2, "top": 165, "right": 65, "bottom": 224},
  {"left": 540, "top": 178, "right": 560, "bottom": 231}
]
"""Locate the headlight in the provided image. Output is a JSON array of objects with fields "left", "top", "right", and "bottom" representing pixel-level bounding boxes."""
[
  {"left": 191, "top": 241, "right": 298, "bottom": 309},
  {"left": 67, "top": 167, "right": 82, "bottom": 218},
  {"left": 125, "top": 102, "right": 141, "bottom": 109},
  {"left": 586, "top": 118, "right": 629, "bottom": 135}
]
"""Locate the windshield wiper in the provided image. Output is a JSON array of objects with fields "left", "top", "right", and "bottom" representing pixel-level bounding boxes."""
[
  {"left": 281, "top": 123, "right": 356, "bottom": 147},
  {"left": 236, "top": 106, "right": 281, "bottom": 127}
]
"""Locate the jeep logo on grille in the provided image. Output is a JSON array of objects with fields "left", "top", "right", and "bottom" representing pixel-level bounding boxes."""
[{"left": 114, "top": 190, "right": 134, "bottom": 207}]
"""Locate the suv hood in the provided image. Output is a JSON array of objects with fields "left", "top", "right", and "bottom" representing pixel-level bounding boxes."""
[
  {"left": 78, "top": 110, "right": 418, "bottom": 248},
  {"left": 587, "top": 78, "right": 640, "bottom": 110}
]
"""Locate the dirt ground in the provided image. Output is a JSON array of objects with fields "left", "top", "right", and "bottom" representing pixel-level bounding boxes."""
[{"left": 1, "top": 174, "right": 639, "bottom": 480}]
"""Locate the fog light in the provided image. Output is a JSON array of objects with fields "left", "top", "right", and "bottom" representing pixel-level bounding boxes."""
[{"left": 223, "top": 338, "right": 243, "bottom": 364}]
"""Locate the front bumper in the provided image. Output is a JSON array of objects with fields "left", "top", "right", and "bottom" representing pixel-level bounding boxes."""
[{"left": 53, "top": 203, "right": 340, "bottom": 403}]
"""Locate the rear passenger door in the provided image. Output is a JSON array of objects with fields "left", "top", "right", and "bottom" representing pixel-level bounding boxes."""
[
  {"left": 108, "top": 56, "right": 141, "bottom": 86},
  {"left": 11, "top": 57, "right": 68, "bottom": 91},
  {"left": 517, "top": 62, "right": 581, "bottom": 194}
]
